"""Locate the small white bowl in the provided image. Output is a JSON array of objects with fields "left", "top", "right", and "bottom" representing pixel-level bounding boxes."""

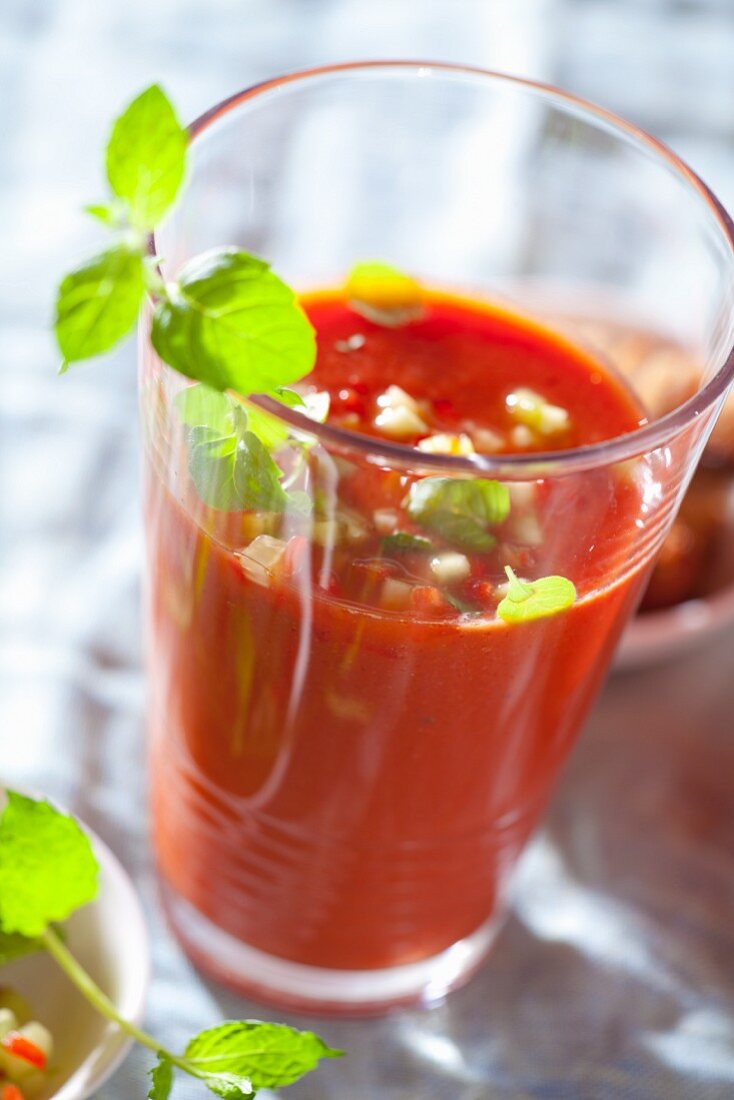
[{"left": 1, "top": 810, "right": 150, "bottom": 1100}]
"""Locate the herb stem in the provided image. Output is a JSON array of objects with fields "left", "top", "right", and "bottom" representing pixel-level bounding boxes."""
[
  {"left": 143, "top": 261, "right": 170, "bottom": 301},
  {"left": 41, "top": 927, "right": 191, "bottom": 1074}
]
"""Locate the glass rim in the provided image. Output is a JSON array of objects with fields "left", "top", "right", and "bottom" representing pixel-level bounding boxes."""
[{"left": 159, "top": 59, "right": 734, "bottom": 477}]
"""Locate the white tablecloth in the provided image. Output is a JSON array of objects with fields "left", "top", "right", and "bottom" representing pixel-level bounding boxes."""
[{"left": 3, "top": 2, "right": 734, "bottom": 1096}]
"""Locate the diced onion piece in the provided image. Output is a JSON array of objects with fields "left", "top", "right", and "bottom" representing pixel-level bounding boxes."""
[
  {"left": 237, "top": 535, "right": 287, "bottom": 586},
  {"left": 311, "top": 513, "right": 367, "bottom": 547},
  {"left": 471, "top": 427, "right": 504, "bottom": 453},
  {"left": 374, "top": 384, "right": 429, "bottom": 437},
  {"left": 506, "top": 387, "right": 570, "bottom": 436},
  {"left": 508, "top": 481, "right": 538, "bottom": 509},
  {"left": 373, "top": 508, "right": 398, "bottom": 535},
  {"left": 374, "top": 404, "right": 428, "bottom": 439},
  {"left": 311, "top": 518, "right": 341, "bottom": 548},
  {"left": 417, "top": 433, "right": 475, "bottom": 456},
  {"left": 343, "top": 514, "right": 369, "bottom": 543},
  {"left": 377, "top": 385, "right": 422, "bottom": 414},
  {"left": 429, "top": 551, "right": 471, "bottom": 585},
  {"left": 511, "top": 513, "right": 544, "bottom": 547},
  {"left": 379, "top": 578, "right": 414, "bottom": 611},
  {"left": 0, "top": 992, "right": 30, "bottom": 1023},
  {"left": 0, "top": 1012, "right": 17, "bottom": 1041},
  {"left": 510, "top": 424, "right": 535, "bottom": 449},
  {"left": 335, "top": 333, "right": 367, "bottom": 352},
  {"left": 302, "top": 390, "right": 330, "bottom": 423}
]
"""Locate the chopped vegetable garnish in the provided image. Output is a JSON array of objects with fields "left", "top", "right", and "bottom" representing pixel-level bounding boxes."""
[
  {"left": 375, "top": 403, "right": 428, "bottom": 439},
  {"left": 417, "top": 433, "right": 475, "bottom": 456},
  {"left": 373, "top": 509, "right": 398, "bottom": 535},
  {"left": 506, "top": 388, "right": 570, "bottom": 436},
  {"left": 410, "top": 585, "right": 451, "bottom": 616},
  {"left": 471, "top": 426, "right": 504, "bottom": 453},
  {"left": 1, "top": 1032, "right": 47, "bottom": 1071},
  {"left": 380, "top": 578, "right": 414, "bottom": 611},
  {"left": 429, "top": 551, "right": 471, "bottom": 585},
  {"left": 405, "top": 477, "right": 510, "bottom": 552},
  {"left": 374, "top": 385, "right": 428, "bottom": 438},
  {"left": 497, "top": 566, "right": 576, "bottom": 623},
  {"left": 237, "top": 534, "right": 287, "bottom": 585},
  {"left": 510, "top": 424, "right": 535, "bottom": 449},
  {"left": 346, "top": 262, "right": 423, "bottom": 325}
]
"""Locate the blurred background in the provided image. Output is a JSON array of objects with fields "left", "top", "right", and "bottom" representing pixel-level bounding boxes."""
[{"left": 3, "top": 2, "right": 734, "bottom": 1097}]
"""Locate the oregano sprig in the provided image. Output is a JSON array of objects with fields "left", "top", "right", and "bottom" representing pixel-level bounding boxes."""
[
  {"left": 54, "top": 84, "right": 316, "bottom": 397},
  {"left": 0, "top": 792, "right": 341, "bottom": 1098},
  {"left": 497, "top": 566, "right": 576, "bottom": 623}
]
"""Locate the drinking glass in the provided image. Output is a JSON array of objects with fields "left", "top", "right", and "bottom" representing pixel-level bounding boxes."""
[{"left": 141, "top": 62, "right": 734, "bottom": 1013}]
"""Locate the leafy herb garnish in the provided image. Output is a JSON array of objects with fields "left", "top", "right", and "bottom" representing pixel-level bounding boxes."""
[
  {"left": 496, "top": 566, "right": 576, "bottom": 623},
  {"left": 405, "top": 477, "right": 510, "bottom": 552},
  {"left": 175, "top": 384, "right": 321, "bottom": 512},
  {"left": 380, "top": 531, "right": 433, "bottom": 555},
  {"left": 56, "top": 245, "right": 146, "bottom": 367},
  {"left": 184, "top": 1021, "right": 338, "bottom": 1092},
  {"left": 0, "top": 791, "right": 341, "bottom": 1098},
  {"left": 54, "top": 84, "right": 315, "bottom": 399},
  {"left": 0, "top": 792, "right": 98, "bottom": 937},
  {"left": 106, "top": 83, "right": 188, "bottom": 231},
  {"left": 151, "top": 249, "right": 315, "bottom": 395},
  {"left": 55, "top": 84, "right": 318, "bottom": 518}
]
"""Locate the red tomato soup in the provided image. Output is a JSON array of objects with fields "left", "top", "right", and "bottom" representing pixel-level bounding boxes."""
[{"left": 146, "top": 290, "right": 648, "bottom": 974}]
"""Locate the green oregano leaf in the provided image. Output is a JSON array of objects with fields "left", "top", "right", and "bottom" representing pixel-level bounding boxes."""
[
  {"left": 405, "top": 477, "right": 510, "bottom": 552},
  {"left": 151, "top": 248, "right": 316, "bottom": 395},
  {"left": 148, "top": 1053, "right": 175, "bottom": 1100},
  {"left": 55, "top": 245, "right": 146, "bottom": 367},
  {"left": 0, "top": 792, "right": 99, "bottom": 938},
  {"left": 175, "top": 384, "right": 235, "bottom": 436},
  {"left": 187, "top": 428, "right": 242, "bottom": 510},
  {"left": 106, "top": 84, "right": 188, "bottom": 229},
  {"left": 497, "top": 566, "right": 576, "bottom": 623},
  {"left": 232, "top": 431, "right": 290, "bottom": 512},
  {"left": 380, "top": 531, "right": 433, "bottom": 555},
  {"left": 0, "top": 928, "right": 42, "bottom": 966},
  {"left": 185, "top": 1020, "right": 343, "bottom": 1092}
]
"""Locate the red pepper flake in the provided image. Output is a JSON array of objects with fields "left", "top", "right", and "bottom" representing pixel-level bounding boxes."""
[
  {"left": 433, "top": 397, "right": 458, "bottom": 420},
  {"left": 470, "top": 579, "right": 496, "bottom": 605},
  {"left": 334, "top": 387, "right": 365, "bottom": 416},
  {"left": 1, "top": 1034, "right": 46, "bottom": 1071},
  {"left": 410, "top": 585, "right": 450, "bottom": 617},
  {"left": 2, "top": 1084, "right": 26, "bottom": 1100}
]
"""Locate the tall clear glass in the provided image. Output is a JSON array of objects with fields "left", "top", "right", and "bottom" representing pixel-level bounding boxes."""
[{"left": 141, "top": 63, "right": 734, "bottom": 1013}]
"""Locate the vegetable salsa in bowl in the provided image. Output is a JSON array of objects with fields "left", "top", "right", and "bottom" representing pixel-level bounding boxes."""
[{"left": 0, "top": 795, "right": 149, "bottom": 1100}]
